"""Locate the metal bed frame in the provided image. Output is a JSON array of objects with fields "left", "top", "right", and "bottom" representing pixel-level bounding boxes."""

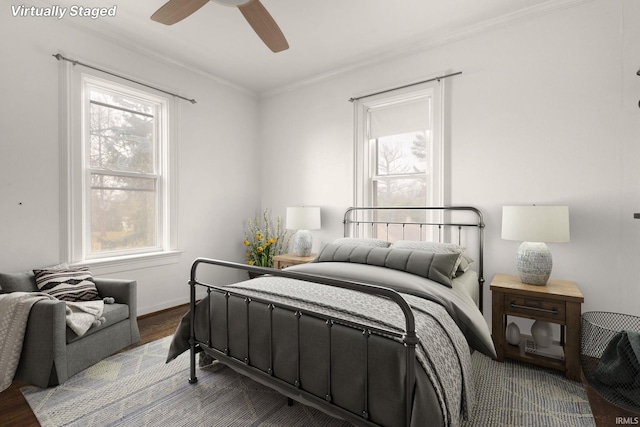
[{"left": 186, "top": 206, "right": 485, "bottom": 427}]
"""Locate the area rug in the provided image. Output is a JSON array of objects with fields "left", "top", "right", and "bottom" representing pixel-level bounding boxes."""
[
  {"left": 22, "top": 337, "right": 594, "bottom": 426},
  {"left": 462, "top": 353, "right": 594, "bottom": 427},
  {"left": 21, "top": 336, "right": 349, "bottom": 427}
]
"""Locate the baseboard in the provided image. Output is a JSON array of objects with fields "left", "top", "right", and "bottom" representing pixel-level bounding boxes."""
[{"left": 137, "top": 299, "right": 190, "bottom": 318}]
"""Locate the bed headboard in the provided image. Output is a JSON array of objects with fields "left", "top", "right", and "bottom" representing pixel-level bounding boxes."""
[{"left": 343, "top": 206, "right": 485, "bottom": 311}]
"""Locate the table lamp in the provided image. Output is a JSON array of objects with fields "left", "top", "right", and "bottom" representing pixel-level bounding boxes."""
[
  {"left": 286, "top": 206, "right": 321, "bottom": 257},
  {"left": 501, "top": 205, "right": 570, "bottom": 285}
]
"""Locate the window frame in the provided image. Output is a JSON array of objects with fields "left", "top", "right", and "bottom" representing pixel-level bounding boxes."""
[
  {"left": 353, "top": 80, "right": 446, "bottom": 209},
  {"left": 61, "top": 62, "right": 179, "bottom": 270}
]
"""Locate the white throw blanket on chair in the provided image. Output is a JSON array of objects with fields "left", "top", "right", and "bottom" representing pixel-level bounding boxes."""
[
  {"left": 64, "top": 300, "right": 105, "bottom": 336},
  {"left": 0, "top": 292, "right": 105, "bottom": 392}
]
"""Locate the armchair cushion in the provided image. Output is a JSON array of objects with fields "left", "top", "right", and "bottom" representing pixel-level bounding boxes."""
[
  {"left": 0, "top": 271, "right": 37, "bottom": 293},
  {"left": 66, "top": 303, "right": 130, "bottom": 344}
]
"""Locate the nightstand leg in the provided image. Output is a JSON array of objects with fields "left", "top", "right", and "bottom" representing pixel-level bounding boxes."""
[
  {"left": 492, "top": 291, "right": 505, "bottom": 362},
  {"left": 565, "top": 302, "right": 581, "bottom": 381}
]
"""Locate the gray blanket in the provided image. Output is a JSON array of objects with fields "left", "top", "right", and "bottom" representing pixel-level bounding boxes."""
[
  {"left": 289, "top": 262, "right": 495, "bottom": 358},
  {"left": 230, "top": 276, "right": 474, "bottom": 426}
]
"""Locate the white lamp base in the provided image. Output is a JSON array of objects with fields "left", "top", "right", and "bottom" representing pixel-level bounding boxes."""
[
  {"left": 293, "top": 230, "right": 312, "bottom": 257},
  {"left": 517, "top": 241, "right": 552, "bottom": 285}
]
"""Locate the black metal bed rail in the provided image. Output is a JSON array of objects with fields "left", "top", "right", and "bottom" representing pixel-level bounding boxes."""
[
  {"left": 188, "top": 257, "right": 419, "bottom": 427},
  {"left": 343, "top": 206, "right": 485, "bottom": 312}
]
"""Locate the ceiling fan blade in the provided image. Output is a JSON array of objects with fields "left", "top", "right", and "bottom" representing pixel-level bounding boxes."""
[
  {"left": 151, "top": 0, "right": 209, "bottom": 25},
  {"left": 238, "top": 0, "right": 289, "bottom": 53}
]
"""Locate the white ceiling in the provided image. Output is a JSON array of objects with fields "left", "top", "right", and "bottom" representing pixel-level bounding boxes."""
[{"left": 39, "top": 0, "right": 566, "bottom": 93}]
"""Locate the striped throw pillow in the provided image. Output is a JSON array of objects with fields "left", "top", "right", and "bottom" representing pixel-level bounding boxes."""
[{"left": 33, "top": 267, "right": 99, "bottom": 302}]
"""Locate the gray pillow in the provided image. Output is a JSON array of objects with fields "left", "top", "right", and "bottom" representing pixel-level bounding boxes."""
[
  {"left": 0, "top": 271, "right": 38, "bottom": 293},
  {"left": 391, "top": 240, "right": 474, "bottom": 276},
  {"left": 0, "top": 262, "right": 69, "bottom": 294},
  {"left": 316, "top": 244, "right": 460, "bottom": 287}
]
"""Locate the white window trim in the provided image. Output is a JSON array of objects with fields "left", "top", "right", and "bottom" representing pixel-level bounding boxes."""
[
  {"left": 353, "top": 80, "right": 447, "bottom": 208},
  {"left": 59, "top": 59, "right": 179, "bottom": 271}
]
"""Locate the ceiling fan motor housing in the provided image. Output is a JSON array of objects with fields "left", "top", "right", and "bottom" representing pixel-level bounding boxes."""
[{"left": 211, "top": 0, "right": 253, "bottom": 7}]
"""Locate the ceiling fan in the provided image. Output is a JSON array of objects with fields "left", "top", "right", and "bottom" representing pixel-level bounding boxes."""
[{"left": 151, "top": 0, "right": 289, "bottom": 53}]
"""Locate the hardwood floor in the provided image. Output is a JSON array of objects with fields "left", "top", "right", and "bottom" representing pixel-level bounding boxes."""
[
  {"left": 1, "top": 303, "right": 635, "bottom": 426},
  {"left": 0, "top": 304, "right": 188, "bottom": 427}
]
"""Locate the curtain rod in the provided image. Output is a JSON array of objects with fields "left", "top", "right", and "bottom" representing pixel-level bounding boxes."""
[
  {"left": 52, "top": 53, "right": 197, "bottom": 104},
  {"left": 348, "top": 71, "right": 462, "bottom": 103}
]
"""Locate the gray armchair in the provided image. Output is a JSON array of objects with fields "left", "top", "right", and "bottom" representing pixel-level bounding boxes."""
[{"left": 0, "top": 273, "right": 140, "bottom": 388}]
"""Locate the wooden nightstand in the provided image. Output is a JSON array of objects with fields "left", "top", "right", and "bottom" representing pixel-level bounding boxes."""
[
  {"left": 273, "top": 253, "right": 316, "bottom": 269},
  {"left": 491, "top": 273, "right": 584, "bottom": 381}
]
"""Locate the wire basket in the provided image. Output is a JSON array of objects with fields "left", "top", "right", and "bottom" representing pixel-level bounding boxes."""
[{"left": 581, "top": 311, "right": 640, "bottom": 413}]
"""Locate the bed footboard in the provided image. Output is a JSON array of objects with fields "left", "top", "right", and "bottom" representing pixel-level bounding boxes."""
[{"left": 188, "top": 258, "right": 420, "bottom": 427}]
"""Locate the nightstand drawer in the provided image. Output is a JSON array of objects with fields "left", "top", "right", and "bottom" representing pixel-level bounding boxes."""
[{"left": 504, "top": 294, "right": 566, "bottom": 322}]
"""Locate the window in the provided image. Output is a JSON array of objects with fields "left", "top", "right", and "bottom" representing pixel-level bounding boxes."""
[
  {"left": 355, "top": 81, "right": 444, "bottom": 208},
  {"left": 354, "top": 81, "right": 446, "bottom": 239},
  {"left": 64, "top": 68, "right": 177, "bottom": 266},
  {"left": 86, "top": 82, "right": 162, "bottom": 256}
]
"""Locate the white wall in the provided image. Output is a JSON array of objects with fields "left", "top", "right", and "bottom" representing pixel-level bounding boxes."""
[
  {"left": 260, "top": 0, "right": 640, "bottom": 322},
  {"left": 0, "top": 9, "right": 261, "bottom": 314},
  {"left": 3, "top": 0, "right": 639, "bottom": 323}
]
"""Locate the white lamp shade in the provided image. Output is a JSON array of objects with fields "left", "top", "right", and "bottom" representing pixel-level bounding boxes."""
[
  {"left": 502, "top": 206, "right": 570, "bottom": 243},
  {"left": 286, "top": 207, "right": 321, "bottom": 230}
]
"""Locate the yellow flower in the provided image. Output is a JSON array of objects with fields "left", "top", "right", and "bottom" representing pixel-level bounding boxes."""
[{"left": 243, "top": 208, "right": 292, "bottom": 268}]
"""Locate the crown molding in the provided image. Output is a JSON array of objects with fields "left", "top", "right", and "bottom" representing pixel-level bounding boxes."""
[{"left": 32, "top": 0, "right": 594, "bottom": 99}]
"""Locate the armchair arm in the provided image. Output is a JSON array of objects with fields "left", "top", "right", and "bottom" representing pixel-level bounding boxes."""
[
  {"left": 94, "top": 278, "right": 137, "bottom": 307},
  {"left": 94, "top": 278, "right": 140, "bottom": 343},
  {"left": 14, "top": 299, "right": 68, "bottom": 388}
]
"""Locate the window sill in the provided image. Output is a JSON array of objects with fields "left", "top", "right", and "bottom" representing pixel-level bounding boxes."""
[{"left": 71, "top": 250, "right": 182, "bottom": 275}]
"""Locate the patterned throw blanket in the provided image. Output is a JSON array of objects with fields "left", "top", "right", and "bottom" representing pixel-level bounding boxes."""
[
  {"left": 228, "top": 276, "right": 475, "bottom": 427},
  {"left": 0, "top": 292, "right": 105, "bottom": 392},
  {"left": 0, "top": 293, "right": 51, "bottom": 392}
]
